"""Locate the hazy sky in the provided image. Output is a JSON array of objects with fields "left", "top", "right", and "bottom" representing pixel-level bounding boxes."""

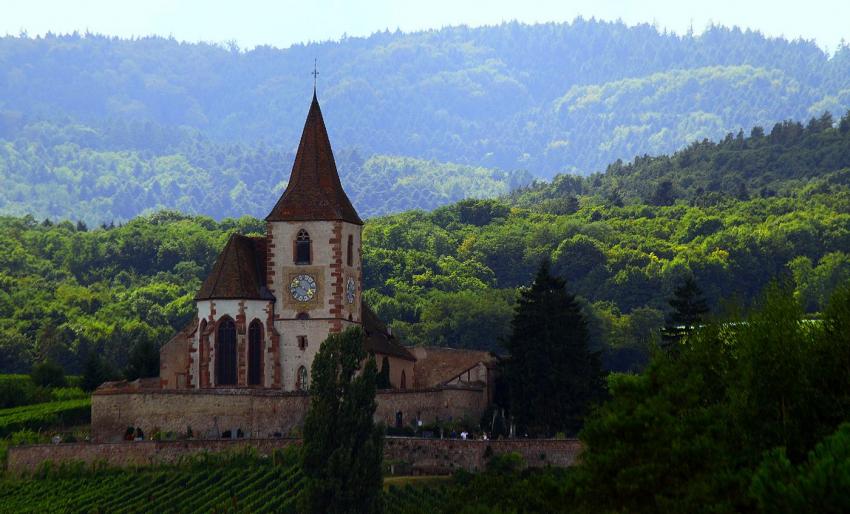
[{"left": 3, "top": 0, "right": 848, "bottom": 52}]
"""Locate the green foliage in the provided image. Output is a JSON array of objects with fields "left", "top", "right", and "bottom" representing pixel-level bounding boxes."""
[
  {"left": 0, "top": 399, "right": 91, "bottom": 437},
  {"left": 301, "top": 327, "right": 384, "bottom": 514},
  {"left": 80, "top": 352, "right": 115, "bottom": 392},
  {"left": 513, "top": 112, "right": 850, "bottom": 207},
  {"left": 124, "top": 339, "right": 160, "bottom": 381},
  {"left": 572, "top": 283, "right": 850, "bottom": 513},
  {"left": 2, "top": 22, "right": 850, "bottom": 186},
  {"left": 0, "top": 453, "right": 453, "bottom": 514},
  {"left": 438, "top": 464, "right": 576, "bottom": 514},
  {"left": 662, "top": 276, "right": 710, "bottom": 344},
  {"left": 502, "top": 261, "right": 603, "bottom": 436},
  {"left": 29, "top": 361, "right": 66, "bottom": 388},
  {"left": 751, "top": 423, "right": 850, "bottom": 513},
  {"left": 1, "top": 116, "right": 850, "bottom": 374},
  {"left": 1, "top": 24, "right": 850, "bottom": 223}
]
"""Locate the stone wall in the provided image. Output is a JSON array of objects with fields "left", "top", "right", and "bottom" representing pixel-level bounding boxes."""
[
  {"left": 6, "top": 437, "right": 583, "bottom": 475},
  {"left": 92, "top": 386, "right": 489, "bottom": 442}
]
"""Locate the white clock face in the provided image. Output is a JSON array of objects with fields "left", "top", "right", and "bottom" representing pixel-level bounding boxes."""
[
  {"left": 346, "top": 277, "right": 356, "bottom": 304},
  {"left": 290, "top": 274, "right": 317, "bottom": 302}
]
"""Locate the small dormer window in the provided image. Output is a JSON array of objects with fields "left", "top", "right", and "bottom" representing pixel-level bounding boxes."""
[{"left": 295, "top": 229, "right": 311, "bottom": 264}]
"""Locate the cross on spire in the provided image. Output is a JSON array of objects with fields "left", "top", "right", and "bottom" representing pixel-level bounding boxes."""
[{"left": 312, "top": 58, "right": 319, "bottom": 93}]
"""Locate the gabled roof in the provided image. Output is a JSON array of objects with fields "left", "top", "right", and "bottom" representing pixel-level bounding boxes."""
[
  {"left": 362, "top": 303, "right": 416, "bottom": 361},
  {"left": 266, "top": 93, "right": 362, "bottom": 225},
  {"left": 195, "top": 234, "right": 274, "bottom": 301},
  {"left": 412, "top": 347, "right": 496, "bottom": 389}
]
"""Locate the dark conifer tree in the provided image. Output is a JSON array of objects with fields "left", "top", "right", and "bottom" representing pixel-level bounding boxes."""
[
  {"left": 300, "top": 327, "right": 383, "bottom": 514},
  {"left": 651, "top": 180, "right": 675, "bottom": 206},
  {"left": 124, "top": 340, "right": 160, "bottom": 381},
  {"left": 376, "top": 356, "right": 391, "bottom": 389},
  {"left": 502, "top": 260, "right": 603, "bottom": 436},
  {"left": 81, "top": 351, "right": 111, "bottom": 392},
  {"left": 663, "top": 276, "right": 710, "bottom": 345}
]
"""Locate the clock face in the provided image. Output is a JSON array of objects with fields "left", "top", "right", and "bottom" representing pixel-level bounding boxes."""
[
  {"left": 346, "top": 277, "right": 356, "bottom": 304},
  {"left": 290, "top": 274, "right": 317, "bottom": 302}
]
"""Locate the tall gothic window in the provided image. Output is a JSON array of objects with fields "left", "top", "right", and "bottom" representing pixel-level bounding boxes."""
[
  {"left": 347, "top": 234, "right": 353, "bottom": 266},
  {"left": 295, "top": 229, "right": 311, "bottom": 264},
  {"left": 248, "top": 319, "right": 263, "bottom": 386},
  {"left": 215, "top": 317, "right": 237, "bottom": 386},
  {"left": 296, "top": 366, "right": 308, "bottom": 391},
  {"left": 400, "top": 370, "right": 407, "bottom": 390}
]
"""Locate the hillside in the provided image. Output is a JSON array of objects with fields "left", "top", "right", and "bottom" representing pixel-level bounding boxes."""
[
  {"left": 0, "top": 118, "right": 528, "bottom": 223},
  {"left": 512, "top": 111, "right": 850, "bottom": 209},
  {"left": 1, "top": 119, "right": 848, "bottom": 374},
  {"left": 2, "top": 21, "right": 850, "bottom": 223}
]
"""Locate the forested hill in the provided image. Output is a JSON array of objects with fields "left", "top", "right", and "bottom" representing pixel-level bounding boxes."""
[
  {"left": 0, "top": 117, "right": 528, "bottom": 223},
  {"left": 2, "top": 118, "right": 849, "bottom": 374},
  {"left": 512, "top": 111, "right": 850, "bottom": 211},
  {"left": 2, "top": 20, "right": 850, "bottom": 181}
]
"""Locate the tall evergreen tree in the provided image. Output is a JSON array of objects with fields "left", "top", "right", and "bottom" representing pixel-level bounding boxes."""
[
  {"left": 376, "top": 356, "right": 391, "bottom": 389},
  {"left": 124, "top": 339, "right": 160, "bottom": 381},
  {"left": 300, "top": 327, "right": 383, "bottom": 514},
  {"left": 502, "top": 260, "right": 603, "bottom": 436},
  {"left": 662, "top": 276, "right": 710, "bottom": 345},
  {"left": 81, "top": 351, "right": 112, "bottom": 392}
]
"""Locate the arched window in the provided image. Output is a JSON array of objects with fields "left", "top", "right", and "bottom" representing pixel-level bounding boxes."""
[
  {"left": 248, "top": 319, "right": 263, "bottom": 386},
  {"left": 347, "top": 234, "right": 353, "bottom": 266},
  {"left": 400, "top": 370, "right": 407, "bottom": 390},
  {"left": 295, "top": 229, "right": 311, "bottom": 264},
  {"left": 296, "top": 366, "right": 308, "bottom": 391},
  {"left": 215, "top": 318, "right": 237, "bottom": 386}
]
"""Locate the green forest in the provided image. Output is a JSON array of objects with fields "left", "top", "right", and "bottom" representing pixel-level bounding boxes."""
[
  {"left": 0, "top": 117, "right": 527, "bottom": 223},
  {"left": 2, "top": 114, "right": 848, "bottom": 375},
  {"left": 2, "top": 20, "right": 850, "bottom": 223}
]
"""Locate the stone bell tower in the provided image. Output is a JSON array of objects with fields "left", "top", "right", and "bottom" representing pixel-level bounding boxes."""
[{"left": 264, "top": 92, "right": 363, "bottom": 392}]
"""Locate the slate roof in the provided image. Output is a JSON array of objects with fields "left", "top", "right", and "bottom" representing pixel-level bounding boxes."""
[
  {"left": 195, "top": 234, "right": 274, "bottom": 301},
  {"left": 362, "top": 303, "right": 416, "bottom": 361},
  {"left": 266, "top": 93, "right": 362, "bottom": 225},
  {"left": 412, "top": 347, "right": 496, "bottom": 388}
]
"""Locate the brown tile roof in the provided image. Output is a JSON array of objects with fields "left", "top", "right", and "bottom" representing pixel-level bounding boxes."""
[
  {"left": 412, "top": 347, "right": 496, "bottom": 388},
  {"left": 361, "top": 303, "right": 415, "bottom": 361},
  {"left": 195, "top": 234, "right": 274, "bottom": 301},
  {"left": 266, "top": 93, "right": 362, "bottom": 225}
]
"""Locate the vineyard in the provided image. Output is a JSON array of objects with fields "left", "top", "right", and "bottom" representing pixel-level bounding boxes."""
[
  {"left": 0, "top": 399, "right": 91, "bottom": 437},
  {"left": 0, "top": 453, "right": 449, "bottom": 513}
]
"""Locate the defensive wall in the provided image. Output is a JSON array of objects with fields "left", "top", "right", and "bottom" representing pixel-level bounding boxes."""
[
  {"left": 91, "top": 386, "right": 489, "bottom": 442},
  {"left": 6, "top": 437, "right": 583, "bottom": 475}
]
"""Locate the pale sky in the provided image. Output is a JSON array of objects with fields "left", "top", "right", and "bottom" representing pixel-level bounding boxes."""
[{"left": 2, "top": 0, "right": 849, "bottom": 52}]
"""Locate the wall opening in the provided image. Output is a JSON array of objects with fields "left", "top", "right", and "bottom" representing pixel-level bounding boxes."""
[
  {"left": 215, "top": 317, "right": 237, "bottom": 385},
  {"left": 248, "top": 319, "right": 263, "bottom": 386}
]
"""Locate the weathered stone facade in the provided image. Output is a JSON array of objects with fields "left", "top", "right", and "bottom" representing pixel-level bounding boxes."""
[{"left": 92, "top": 384, "right": 489, "bottom": 443}]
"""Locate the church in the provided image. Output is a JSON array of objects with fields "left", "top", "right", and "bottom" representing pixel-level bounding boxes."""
[{"left": 91, "top": 93, "right": 497, "bottom": 441}]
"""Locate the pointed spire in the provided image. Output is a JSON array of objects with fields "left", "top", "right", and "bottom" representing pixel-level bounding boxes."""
[{"left": 266, "top": 94, "right": 362, "bottom": 224}]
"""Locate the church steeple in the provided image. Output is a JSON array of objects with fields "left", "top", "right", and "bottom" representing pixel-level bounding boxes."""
[{"left": 266, "top": 94, "right": 362, "bottom": 225}]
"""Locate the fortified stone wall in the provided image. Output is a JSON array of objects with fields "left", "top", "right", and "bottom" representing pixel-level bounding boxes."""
[
  {"left": 92, "top": 386, "right": 489, "bottom": 443},
  {"left": 6, "top": 438, "right": 583, "bottom": 475}
]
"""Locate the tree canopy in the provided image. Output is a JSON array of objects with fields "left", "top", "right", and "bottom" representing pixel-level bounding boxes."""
[{"left": 300, "top": 327, "right": 383, "bottom": 514}]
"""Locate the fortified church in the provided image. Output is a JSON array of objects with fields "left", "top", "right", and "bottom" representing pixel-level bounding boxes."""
[{"left": 92, "top": 94, "right": 496, "bottom": 441}]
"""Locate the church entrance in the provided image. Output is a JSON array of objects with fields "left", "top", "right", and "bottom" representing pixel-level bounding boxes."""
[{"left": 216, "top": 318, "right": 237, "bottom": 385}]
